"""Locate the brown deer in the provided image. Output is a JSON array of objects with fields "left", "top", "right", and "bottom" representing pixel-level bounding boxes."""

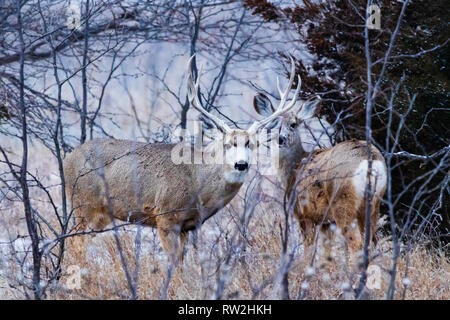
[
  {"left": 63, "top": 55, "right": 301, "bottom": 262},
  {"left": 253, "top": 93, "right": 387, "bottom": 255}
]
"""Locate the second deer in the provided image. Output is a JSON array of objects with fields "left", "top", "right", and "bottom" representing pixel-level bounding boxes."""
[{"left": 253, "top": 93, "right": 387, "bottom": 256}]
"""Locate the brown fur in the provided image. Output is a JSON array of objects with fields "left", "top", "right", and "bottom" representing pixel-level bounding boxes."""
[
  {"left": 253, "top": 93, "right": 387, "bottom": 254},
  {"left": 64, "top": 139, "right": 244, "bottom": 261},
  {"left": 286, "top": 140, "right": 387, "bottom": 253}
]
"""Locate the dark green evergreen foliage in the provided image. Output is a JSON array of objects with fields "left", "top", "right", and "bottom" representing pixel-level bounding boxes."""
[{"left": 244, "top": 0, "right": 449, "bottom": 245}]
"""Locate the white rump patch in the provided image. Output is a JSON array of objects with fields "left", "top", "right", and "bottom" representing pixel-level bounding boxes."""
[{"left": 352, "top": 160, "right": 387, "bottom": 197}]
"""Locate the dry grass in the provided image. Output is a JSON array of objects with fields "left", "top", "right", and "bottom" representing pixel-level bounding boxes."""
[
  {"left": 0, "top": 147, "right": 448, "bottom": 300},
  {"left": 52, "top": 209, "right": 450, "bottom": 300}
]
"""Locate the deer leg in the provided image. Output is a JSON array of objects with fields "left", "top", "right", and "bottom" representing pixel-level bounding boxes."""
[
  {"left": 298, "top": 218, "right": 316, "bottom": 263},
  {"left": 158, "top": 227, "right": 188, "bottom": 265},
  {"left": 331, "top": 196, "right": 362, "bottom": 254},
  {"left": 69, "top": 213, "right": 89, "bottom": 266},
  {"left": 371, "top": 198, "right": 381, "bottom": 246},
  {"left": 178, "top": 232, "right": 188, "bottom": 264},
  {"left": 321, "top": 223, "right": 336, "bottom": 261},
  {"left": 299, "top": 218, "right": 315, "bottom": 247},
  {"left": 357, "top": 197, "right": 381, "bottom": 249},
  {"left": 70, "top": 206, "right": 109, "bottom": 265},
  {"left": 88, "top": 206, "right": 110, "bottom": 231}
]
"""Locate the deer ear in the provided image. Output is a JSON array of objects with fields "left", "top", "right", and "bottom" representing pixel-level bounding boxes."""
[
  {"left": 253, "top": 93, "right": 275, "bottom": 116},
  {"left": 298, "top": 98, "right": 321, "bottom": 120}
]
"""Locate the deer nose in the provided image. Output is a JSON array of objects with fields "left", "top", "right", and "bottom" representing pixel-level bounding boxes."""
[
  {"left": 234, "top": 161, "right": 249, "bottom": 171},
  {"left": 279, "top": 135, "right": 287, "bottom": 145}
]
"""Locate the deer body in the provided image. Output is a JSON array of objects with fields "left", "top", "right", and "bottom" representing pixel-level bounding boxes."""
[
  {"left": 253, "top": 93, "right": 387, "bottom": 254},
  {"left": 285, "top": 140, "right": 387, "bottom": 252},
  {"left": 64, "top": 139, "right": 243, "bottom": 256}
]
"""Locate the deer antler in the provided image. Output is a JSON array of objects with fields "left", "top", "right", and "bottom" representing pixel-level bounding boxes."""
[
  {"left": 187, "top": 55, "right": 231, "bottom": 133},
  {"left": 248, "top": 55, "right": 301, "bottom": 135}
]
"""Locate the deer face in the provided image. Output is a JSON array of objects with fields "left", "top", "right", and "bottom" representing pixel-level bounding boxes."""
[
  {"left": 253, "top": 93, "right": 321, "bottom": 160},
  {"left": 222, "top": 129, "right": 254, "bottom": 183},
  {"left": 199, "top": 116, "right": 256, "bottom": 183},
  {"left": 200, "top": 122, "right": 254, "bottom": 183},
  {"left": 187, "top": 54, "right": 301, "bottom": 184}
]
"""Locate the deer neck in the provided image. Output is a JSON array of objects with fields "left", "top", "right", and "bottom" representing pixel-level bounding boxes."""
[
  {"left": 195, "top": 164, "right": 243, "bottom": 194},
  {"left": 193, "top": 164, "right": 243, "bottom": 214},
  {"left": 278, "top": 147, "right": 305, "bottom": 189}
]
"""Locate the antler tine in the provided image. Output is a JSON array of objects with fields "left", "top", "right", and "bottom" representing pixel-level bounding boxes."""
[
  {"left": 248, "top": 56, "right": 301, "bottom": 134},
  {"left": 257, "top": 75, "right": 301, "bottom": 128},
  {"left": 282, "top": 73, "right": 301, "bottom": 111},
  {"left": 277, "top": 55, "right": 297, "bottom": 109},
  {"left": 187, "top": 55, "right": 231, "bottom": 133},
  {"left": 276, "top": 76, "right": 283, "bottom": 98}
]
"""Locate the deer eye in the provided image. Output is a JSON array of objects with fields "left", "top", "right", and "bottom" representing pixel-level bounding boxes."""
[{"left": 290, "top": 122, "right": 298, "bottom": 129}]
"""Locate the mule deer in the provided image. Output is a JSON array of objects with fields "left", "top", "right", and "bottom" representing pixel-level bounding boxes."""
[
  {"left": 253, "top": 93, "right": 387, "bottom": 254},
  {"left": 63, "top": 55, "right": 301, "bottom": 261}
]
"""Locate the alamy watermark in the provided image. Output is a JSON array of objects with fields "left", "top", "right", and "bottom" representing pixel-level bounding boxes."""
[{"left": 367, "top": 4, "right": 381, "bottom": 30}]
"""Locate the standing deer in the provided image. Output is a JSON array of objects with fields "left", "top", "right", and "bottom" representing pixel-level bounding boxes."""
[
  {"left": 63, "top": 55, "right": 301, "bottom": 261},
  {"left": 253, "top": 93, "right": 387, "bottom": 255}
]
